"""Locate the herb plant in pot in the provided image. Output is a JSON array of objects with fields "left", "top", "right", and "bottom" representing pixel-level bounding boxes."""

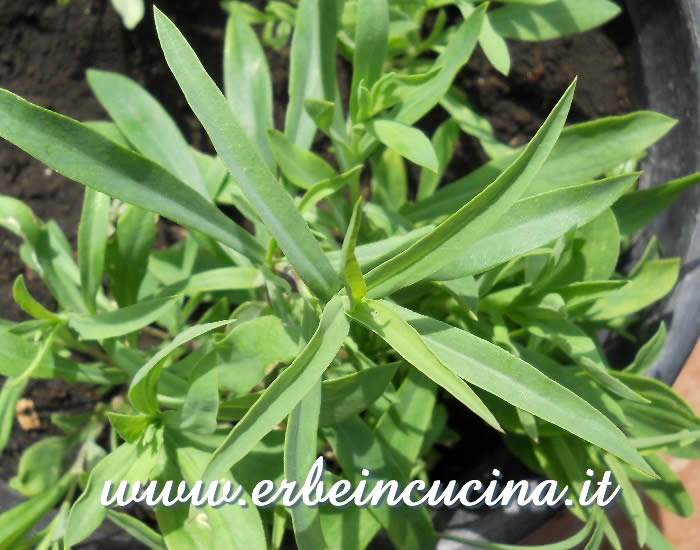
[{"left": 0, "top": 1, "right": 699, "bottom": 549}]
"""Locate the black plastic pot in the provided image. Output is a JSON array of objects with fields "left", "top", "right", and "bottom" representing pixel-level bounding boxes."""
[
  {"left": 627, "top": 0, "right": 700, "bottom": 386},
  {"left": 437, "top": 0, "right": 700, "bottom": 546}
]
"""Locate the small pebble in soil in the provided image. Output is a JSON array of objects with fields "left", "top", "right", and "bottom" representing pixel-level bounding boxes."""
[{"left": 15, "top": 398, "right": 40, "bottom": 431}]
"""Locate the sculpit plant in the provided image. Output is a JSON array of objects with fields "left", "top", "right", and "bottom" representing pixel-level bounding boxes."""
[{"left": 0, "top": 1, "right": 699, "bottom": 549}]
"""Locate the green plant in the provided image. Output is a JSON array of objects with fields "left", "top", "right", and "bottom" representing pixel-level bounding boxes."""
[
  {"left": 228, "top": 0, "right": 623, "bottom": 159},
  {"left": 0, "top": 2, "right": 699, "bottom": 549},
  {"left": 59, "top": 0, "right": 145, "bottom": 29}
]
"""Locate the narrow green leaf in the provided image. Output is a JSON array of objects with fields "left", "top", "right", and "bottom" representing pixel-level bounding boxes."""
[
  {"left": 154, "top": 9, "right": 340, "bottom": 302},
  {"left": 10, "top": 328, "right": 58, "bottom": 386},
  {"left": 430, "top": 174, "right": 638, "bottom": 281},
  {"left": 10, "top": 436, "right": 71, "bottom": 497},
  {"left": 0, "top": 330, "right": 125, "bottom": 385},
  {"left": 84, "top": 120, "right": 131, "bottom": 147},
  {"left": 0, "top": 473, "right": 73, "bottom": 550},
  {"left": 519, "top": 317, "right": 648, "bottom": 403},
  {"left": 167, "top": 431, "right": 268, "bottom": 550},
  {"left": 224, "top": 12, "right": 274, "bottom": 167},
  {"left": 417, "top": 119, "right": 459, "bottom": 200},
  {"left": 214, "top": 315, "right": 302, "bottom": 394},
  {"left": 625, "top": 323, "right": 667, "bottom": 376},
  {"left": 517, "top": 408, "right": 540, "bottom": 442},
  {"left": 68, "top": 296, "right": 176, "bottom": 340},
  {"left": 198, "top": 152, "right": 229, "bottom": 199},
  {"left": 105, "top": 205, "right": 156, "bottom": 307},
  {"left": 106, "top": 412, "right": 153, "bottom": 444},
  {"left": 78, "top": 188, "right": 111, "bottom": 312},
  {"left": 178, "top": 353, "right": 220, "bottom": 435},
  {"left": 327, "top": 227, "right": 433, "bottom": 274},
  {"left": 367, "top": 119, "right": 439, "bottom": 172},
  {"left": 298, "top": 166, "right": 363, "bottom": 214},
  {"left": 285, "top": 0, "right": 339, "bottom": 149},
  {"left": 12, "top": 275, "right": 61, "bottom": 323},
  {"left": 66, "top": 442, "right": 140, "bottom": 546},
  {"left": 271, "top": 508, "right": 287, "bottom": 550},
  {"left": 128, "top": 320, "right": 233, "bottom": 414},
  {"left": 605, "top": 455, "right": 647, "bottom": 547},
  {"left": 480, "top": 12, "right": 511, "bottom": 75},
  {"left": 0, "top": 377, "right": 28, "bottom": 454},
  {"left": 584, "top": 259, "right": 680, "bottom": 321},
  {"left": 0, "top": 195, "right": 41, "bottom": 244},
  {"left": 613, "top": 172, "right": 700, "bottom": 236},
  {"left": 517, "top": 345, "right": 629, "bottom": 429},
  {"left": 285, "top": 381, "right": 328, "bottom": 550},
  {"left": 583, "top": 518, "right": 606, "bottom": 550},
  {"left": 389, "top": 302, "right": 655, "bottom": 476},
  {"left": 412, "top": 112, "right": 675, "bottom": 221},
  {"left": 612, "top": 371, "right": 698, "bottom": 423},
  {"left": 35, "top": 223, "right": 86, "bottom": 312},
  {"left": 367, "top": 68, "right": 442, "bottom": 119},
  {"left": 365, "top": 80, "right": 576, "bottom": 297},
  {"left": 318, "top": 473, "right": 381, "bottom": 550},
  {"left": 304, "top": 98, "right": 335, "bottom": 135},
  {"left": 526, "top": 111, "right": 675, "bottom": 197},
  {"left": 490, "top": 0, "right": 621, "bottom": 41},
  {"left": 570, "top": 208, "right": 621, "bottom": 282},
  {"left": 27, "top": 501, "right": 71, "bottom": 550},
  {"left": 623, "top": 404, "right": 700, "bottom": 456},
  {"left": 341, "top": 199, "right": 368, "bottom": 306},
  {"left": 440, "top": 275, "right": 480, "bottom": 317},
  {"left": 320, "top": 364, "right": 398, "bottom": 426},
  {"left": 374, "top": 368, "right": 437, "bottom": 474},
  {"left": 203, "top": 295, "right": 349, "bottom": 482},
  {"left": 484, "top": 290, "right": 567, "bottom": 321},
  {"left": 156, "top": 513, "right": 208, "bottom": 550},
  {"left": 267, "top": 128, "right": 336, "bottom": 189},
  {"left": 0, "top": 89, "right": 265, "bottom": 263},
  {"left": 350, "top": 0, "right": 389, "bottom": 120},
  {"left": 158, "top": 267, "right": 265, "bottom": 297},
  {"left": 324, "top": 417, "right": 435, "bottom": 550},
  {"left": 440, "top": 87, "right": 514, "bottom": 159},
  {"left": 106, "top": 510, "right": 166, "bottom": 550},
  {"left": 154, "top": 459, "right": 211, "bottom": 550},
  {"left": 86, "top": 69, "right": 207, "bottom": 198},
  {"left": 556, "top": 280, "right": 628, "bottom": 313},
  {"left": 629, "top": 454, "right": 694, "bottom": 518},
  {"left": 371, "top": 148, "right": 408, "bottom": 211},
  {"left": 393, "top": 4, "right": 487, "bottom": 125},
  {"left": 630, "top": 236, "right": 661, "bottom": 278},
  {"left": 632, "top": 430, "right": 700, "bottom": 452},
  {"left": 348, "top": 299, "right": 502, "bottom": 432},
  {"left": 218, "top": 364, "right": 398, "bottom": 424}
]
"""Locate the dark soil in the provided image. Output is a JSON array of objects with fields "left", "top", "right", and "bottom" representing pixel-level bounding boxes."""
[{"left": 0, "top": 0, "right": 643, "bottom": 481}]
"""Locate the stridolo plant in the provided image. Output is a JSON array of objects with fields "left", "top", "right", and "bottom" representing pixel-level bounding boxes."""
[{"left": 0, "top": 2, "right": 699, "bottom": 549}]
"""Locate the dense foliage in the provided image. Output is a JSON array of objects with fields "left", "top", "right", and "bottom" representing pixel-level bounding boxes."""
[{"left": 1, "top": 1, "right": 699, "bottom": 548}]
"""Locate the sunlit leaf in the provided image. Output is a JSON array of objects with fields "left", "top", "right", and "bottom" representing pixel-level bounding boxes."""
[
  {"left": 490, "top": 0, "right": 621, "bottom": 41},
  {"left": 203, "top": 295, "right": 349, "bottom": 482},
  {"left": 224, "top": 13, "right": 275, "bottom": 167},
  {"left": 87, "top": 69, "right": 207, "bottom": 197},
  {"left": 365, "top": 80, "right": 575, "bottom": 297},
  {"left": 0, "top": 90, "right": 265, "bottom": 263},
  {"left": 154, "top": 9, "right": 340, "bottom": 302}
]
